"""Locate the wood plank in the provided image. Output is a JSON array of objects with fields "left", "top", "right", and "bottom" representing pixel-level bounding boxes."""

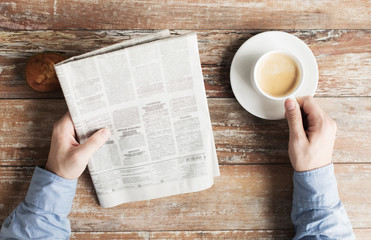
[
  {"left": 149, "top": 230, "right": 294, "bottom": 239},
  {"left": 1, "top": 0, "right": 370, "bottom": 30},
  {"left": 0, "top": 30, "right": 369, "bottom": 98},
  {"left": 69, "top": 229, "right": 371, "bottom": 240},
  {"left": 70, "top": 230, "right": 294, "bottom": 239},
  {"left": 0, "top": 98, "right": 369, "bottom": 166},
  {"left": 201, "top": 30, "right": 371, "bottom": 97},
  {"left": 211, "top": 97, "right": 371, "bottom": 164},
  {"left": 0, "top": 100, "right": 66, "bottom": 166},
  {"left": 1, "top": 164, "right": 370, "bottom": 231},
  {"left": 70, "top": 232, "right": 149, "bottom": 239},
  {"left": 353, "top": 229, "right": 371, "bottom": 239}
]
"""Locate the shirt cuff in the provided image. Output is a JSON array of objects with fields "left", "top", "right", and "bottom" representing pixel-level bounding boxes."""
[
  {"left": 25, "top": 166, "right": 77, "bottom": 217},
  {"left": 293, "top": 163, "right": 340, "bottom": 209}
]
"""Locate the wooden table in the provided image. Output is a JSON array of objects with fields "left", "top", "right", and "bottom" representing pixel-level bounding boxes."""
[{"left": 1, "top": 1, "right": 370, "bottom": 239}]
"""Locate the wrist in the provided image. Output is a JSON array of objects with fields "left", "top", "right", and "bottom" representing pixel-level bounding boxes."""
[
  {"left": 44, "top": 161, "right": 58, "bottom": 176},
  {"left": 293, "top": 162, "right": 332, "bottom": 172},
  {"left": 44, "top": 160, "right": 70, "bottom": 180}
]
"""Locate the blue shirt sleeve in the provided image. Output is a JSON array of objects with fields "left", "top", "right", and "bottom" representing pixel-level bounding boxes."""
[
  {"left": 291, "top": 163, "right": 355, "bottom": 239},
  {"left": 0, "top": 166, "right": 77, "bottom": 240}
]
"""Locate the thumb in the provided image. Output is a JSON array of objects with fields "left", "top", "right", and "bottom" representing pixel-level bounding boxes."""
[
  {"left": 285, "top": 99, "right": 305, "bottom": 141},
  {"left": 78, "top": 128, "right": 110, "bottom": 159}
]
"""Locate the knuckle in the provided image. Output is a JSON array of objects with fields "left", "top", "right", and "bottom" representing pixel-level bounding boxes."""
[
  {"left": 320, "top": 116, "right": 337, "bottom": 135},
  {"left": 315, "top": 115, "right": 325, "bottom": 126},
  {"left": 303, "top": 95, "right": 313, "bottom": 103},
  {"left": 288, "top": 114, "right": 297, "bottom": 124},
  {"left": 287, "top": 110, "right": 301, "bottom": 124}
]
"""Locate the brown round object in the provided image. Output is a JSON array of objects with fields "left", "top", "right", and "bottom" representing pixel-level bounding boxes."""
[{"left": 25, "top": 53, "right": 65, "bottom": 92}]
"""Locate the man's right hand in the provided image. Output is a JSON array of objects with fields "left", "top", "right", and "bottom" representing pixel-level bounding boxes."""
[{"left": 284, "top": 96, "right": 337, "bottom": 172}]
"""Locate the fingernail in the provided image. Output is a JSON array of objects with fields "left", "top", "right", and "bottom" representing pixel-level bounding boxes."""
[
  {"left": 285, "top": 99, "right": 296, "bottom": 111},
  {"left": 101, "top": 129, "right": 111, "bottom": 139}
]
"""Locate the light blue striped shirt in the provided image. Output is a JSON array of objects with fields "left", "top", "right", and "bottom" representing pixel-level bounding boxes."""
[
  {"left": 292, "top": 164, "right": 355, "bottom": 239},
  {"left": 0, "top": 167, "right": 76, "bottom": 239},
  {"left": 0, "top": 164, "right": 355, "bottom": 239}
]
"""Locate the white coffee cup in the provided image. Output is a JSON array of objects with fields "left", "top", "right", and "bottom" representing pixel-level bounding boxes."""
[{"left": 251, "top": 50, "right": 304, "bottom": 100}]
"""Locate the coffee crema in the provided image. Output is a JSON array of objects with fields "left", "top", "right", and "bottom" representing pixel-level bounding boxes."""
[{"left": 256, "top": 53, "right": 300, "bottom": 97}]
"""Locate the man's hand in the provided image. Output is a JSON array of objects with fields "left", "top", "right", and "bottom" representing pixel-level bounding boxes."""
[
  {"left": 284, "top": 96, "right": 337, "bottom": 172},
  {"left": 45, "top": 112, "right": 110, "bottom": 179}
]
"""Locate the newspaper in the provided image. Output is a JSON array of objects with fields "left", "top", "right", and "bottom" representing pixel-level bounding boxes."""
[{"left": 55, "top": 30, "right": 220, "bottom": 208}]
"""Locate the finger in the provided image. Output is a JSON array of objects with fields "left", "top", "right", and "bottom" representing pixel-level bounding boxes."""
[
  {"left": 285, "top": 98, "right": 306, "bottom": 141},
  {"left": 297, "top": 96, "right": 322, "bottom": 119},
  {"left": 297, "top": 96, "right": 323, "bottom": 128},
  {"left": 59, "top": 112, "right": 73, "bottom": 125},
  {"left": 77, "top": 128, "right": 110, "bottom": 158},
  {"left": 54, "top": 112, "right": 75, "bottom": 133},
  {"left": 52, "top": 112, "right": 76, "bottom": 143}
]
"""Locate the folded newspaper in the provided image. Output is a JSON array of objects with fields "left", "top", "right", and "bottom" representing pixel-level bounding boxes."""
[{"left": 55, "top": 30, "right": 220, "bottom": 208}]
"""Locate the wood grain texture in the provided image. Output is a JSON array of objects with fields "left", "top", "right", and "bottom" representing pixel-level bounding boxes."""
[
  {"left": 69, "top": 229, "right": 371, "bottom": 240},
  {"left": 147, "top": 230, "right": 294, "bottom": 239},
  {"left": 1, "top": 164, "right": 370, "bottom": 231},
  {"left": 0, "top": 100, "right": 66, "bottom": 166},
  {"left": 1, "top": 0, "right": 370, "bottom": 238},
  {"left": 211, "top": 97, "right": 371, "bottom": 165},
  {"left": 70, "top": 232, "right": 149, "bottom": 240},
  {"left": 1, "top": 0, "right": 370, "bottom": 30},
  {"left": 70, "top": 230, "right": 294, "bottom": 240},
  {"left": 353, "top": 229, "right": 371, "bottom": 239},
  {"left": 1, "top": 30, "right": 370, "bottom": 98},
  {"left": 0, "top": 98, "right": 369, "bottom": 166}
]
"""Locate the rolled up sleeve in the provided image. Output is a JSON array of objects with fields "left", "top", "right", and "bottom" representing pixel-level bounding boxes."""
[
  {"left": 0, "top": 166, "right": 77, "bottom": 240},
  {"left": 291, "top": 164, "right": 355, "bottom": 239}
]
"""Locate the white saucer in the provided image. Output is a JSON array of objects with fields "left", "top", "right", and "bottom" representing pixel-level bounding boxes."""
[{"left": 230, "top": 31, "right": 318, "bottom": 120}]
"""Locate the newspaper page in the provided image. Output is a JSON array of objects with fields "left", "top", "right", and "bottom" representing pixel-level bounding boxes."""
[
  {"left": 55, "top": 31, "right": 219, "bottom": 208},
  {"left": 60, "top": 30, "right": 171, "bottom": 64}
]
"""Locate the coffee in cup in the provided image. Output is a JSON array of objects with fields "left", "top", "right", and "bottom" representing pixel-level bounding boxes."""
[{"left": 252, "top": 50, "right": 303, "bottom": 100}]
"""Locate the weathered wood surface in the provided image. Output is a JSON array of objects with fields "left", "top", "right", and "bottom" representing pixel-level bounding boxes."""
[
  {"left": 0, "top": 30, "right": 370, "bottom": 98},
  {"left": 0, "top": 98, "right": 369, "bottom": 166},
  {"left": 70, "top": 230, "right": 295, "bottom": 240},
  {"left": 1, "top": 164, "right": 370, "bottom": 231},
  {"left": 69, "top": 229, "right": 371, "bottom": 240},
  {"left": 1, "top": 0, "right": 370, "bottom": 30},
  {"left": 1, "top": 0, "right": 370, "bottom": 237}
]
